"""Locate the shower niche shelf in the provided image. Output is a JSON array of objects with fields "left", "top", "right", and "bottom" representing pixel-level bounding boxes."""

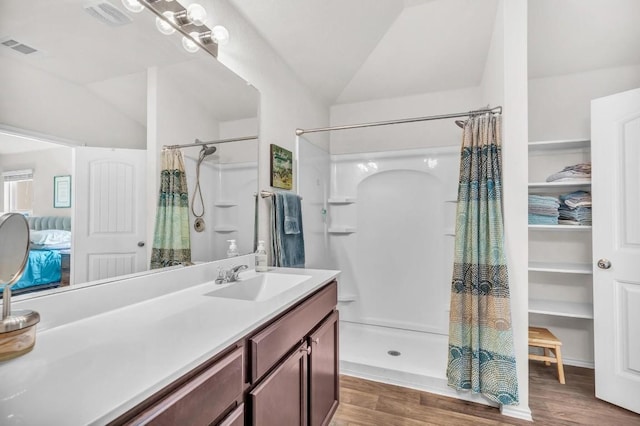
[
  {"left": 327, "top": 227, "right": 356, "bottom": 234},
  {"left": 214, "top": 200, "right": 237, "bottom": 207},
  {"left": 338, "top": 294, "right": 356, "bottom": 303},
  {"left": 327, "top": 197, "right": 356, "bottom": 204},
  {"left": 213, "top": 226, "right": 238, "bottom": 233}
]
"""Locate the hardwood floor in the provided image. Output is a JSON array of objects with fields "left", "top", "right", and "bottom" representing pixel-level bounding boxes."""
[{"left": 329, "top": 361, "right": 640, "bottom": 425}]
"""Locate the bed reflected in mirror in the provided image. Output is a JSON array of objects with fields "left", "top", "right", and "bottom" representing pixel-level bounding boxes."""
[{"left": 0, "top": 0, "right": 259, "bottom": 298}]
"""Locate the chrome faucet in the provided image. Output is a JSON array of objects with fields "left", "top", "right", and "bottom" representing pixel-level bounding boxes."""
[{"left": 215, "top": 264, "right": 249, "bottom": 284}]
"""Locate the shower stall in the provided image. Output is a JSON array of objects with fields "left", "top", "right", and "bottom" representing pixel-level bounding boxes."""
[{"left": 296, "top": 107, "right": 501, "bottom": 403}]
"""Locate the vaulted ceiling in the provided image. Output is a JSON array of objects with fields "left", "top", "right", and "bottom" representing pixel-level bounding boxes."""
[{"left": 229, "top": 0, "right": 640, "bottom": 105}]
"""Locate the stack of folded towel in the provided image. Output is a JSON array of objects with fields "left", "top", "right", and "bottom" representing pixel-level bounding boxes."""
[
  {"left": 558, "top": 191, "right": 592, "bottom": 225},
  {"left": 529, "top": 195, "right": 560, "bottom": 225},
  {"left": 546, "top": 163, "right": 591, "bottom": 182}
]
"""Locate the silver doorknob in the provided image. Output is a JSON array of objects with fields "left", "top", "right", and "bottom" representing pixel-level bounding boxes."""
[
  {"left": 597, "top": 259, "right": 611, "bottom": 269},
  {"left": 137, "top": 241, "right": 145, "bottom": 247}
]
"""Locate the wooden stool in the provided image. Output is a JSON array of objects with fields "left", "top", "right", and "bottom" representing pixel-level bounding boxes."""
[{"left": 528, "top": 327, "right": 565, "bottom": 384}]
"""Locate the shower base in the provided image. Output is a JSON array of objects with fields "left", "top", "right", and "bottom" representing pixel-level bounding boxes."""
[{"left": 339, "top": 320, "right": 495, "bottom": 407}]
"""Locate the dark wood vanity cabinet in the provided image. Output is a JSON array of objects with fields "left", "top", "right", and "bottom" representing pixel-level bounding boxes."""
[
  {"left": 111, "top": 280, "right": 338, "bottom": 426},
  {"left": 248, "top": 281, "right": 339, "bottom": 426}
]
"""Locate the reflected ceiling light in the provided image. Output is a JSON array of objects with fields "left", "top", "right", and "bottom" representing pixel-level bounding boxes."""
[
  {"left": 155, "top": 11, "right": 176, "bottom": 35},
  {"left": 121, "top": 0, "right": 144, "bottom": 13},
  {"left": 211, "top": 25, "right": 229, "bottom": 45},
  {"left": 182, "top": 32, "right": 201, "bottom": 53}
]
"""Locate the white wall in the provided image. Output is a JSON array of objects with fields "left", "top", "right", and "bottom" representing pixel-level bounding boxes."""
[
  {"left": 0, "top": 57, "right": 146, "bottom": 148},
  {"left": 529, "top": 64, "right": 640, "bottom": 141},
  {"left": 204, "top": 0, "right": 330, "bottom": 253},
  {"left": 329, "top": 87, "right": 482, "bottom": 154},
  {"left": 0, "top": 147, "right": 72, "bottom": 217},
  {"left": 480, "top": 0, "right": 530, "bottom": 419}
]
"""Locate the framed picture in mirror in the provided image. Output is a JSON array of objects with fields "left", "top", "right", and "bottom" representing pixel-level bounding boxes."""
[
  {"left": 53, "top": 175, "right": 71, "bottom": 208},
  {"left": 270, "top": 144, "right": 293, "bottom": 190}
]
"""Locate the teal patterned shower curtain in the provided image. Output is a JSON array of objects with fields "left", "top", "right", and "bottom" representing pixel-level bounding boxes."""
[
  {"left": 446, "top": 113, "right": 519, "bottom": 405},
  {"left": 150, "top": 148, "right": 191, "bottom": 269}
]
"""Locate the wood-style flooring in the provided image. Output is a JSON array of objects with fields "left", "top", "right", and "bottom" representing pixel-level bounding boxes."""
[{"left": 329, "top": 361, "right": 640, "bottom": 425}]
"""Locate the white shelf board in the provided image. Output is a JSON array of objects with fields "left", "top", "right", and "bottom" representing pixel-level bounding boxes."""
[
  {"left": 528, "top": 261, "right": 592, "bottom": 274},
  {"left": 529, "top": 299, "right": 593, "bottom": 319},
  {"left": 327, "top": 197, "right": 356, "bottom": 204},
  {"left": 328, "top": 227, "right": 356, "bottom": 234},
  {"left": 528, "top": 224, "right": 592, "bottom": 231},
  {"left": 213, "top": 226, "right": 238, "bottom": 233},
  {"left": 214, "top": 200, "right": 237, "bottom": 207},
  {"left": 528, "top": 181, "right": 591, "bottom": 189},
  {"left": 528, "top": 139, "right": 590, "bottom": 151}
]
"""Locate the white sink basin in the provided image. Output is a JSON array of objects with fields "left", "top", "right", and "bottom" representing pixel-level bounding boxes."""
[{"left": 205, "top": 272, "right": 311, "bottom": 302}]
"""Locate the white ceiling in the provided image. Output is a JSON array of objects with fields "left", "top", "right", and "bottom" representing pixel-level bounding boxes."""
[{"left": 229, "top": 0, "right": 640, "bottom": 105}]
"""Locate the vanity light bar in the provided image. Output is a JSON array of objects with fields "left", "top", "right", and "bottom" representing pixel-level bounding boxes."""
[{"left": 126, "top": 0, "right": 225, "bottom": 58}]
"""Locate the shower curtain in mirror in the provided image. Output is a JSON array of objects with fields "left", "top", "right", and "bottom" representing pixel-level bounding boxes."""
[
  {"left": 150, "top": 148, "right": 191, "bottom": 269},
  {"left": 446, "top": 113, "right": 518, "bottom": 405}
]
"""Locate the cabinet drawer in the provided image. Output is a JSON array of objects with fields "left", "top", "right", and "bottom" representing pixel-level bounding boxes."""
[
  {"left": 128, "top": 346, "right": 244, "bottom": 426},
  {"left": 219, "top": 403, "right": 244, "bottom": 426},
  {"left": 250, "top": 281, "right": 337, "bottom": 382}
]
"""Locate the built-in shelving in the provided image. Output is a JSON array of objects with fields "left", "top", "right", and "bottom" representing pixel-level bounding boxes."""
[
  {"left": 528, "top": 261, "right": 592, "bottom": 274},
  {"left": 327, "top": 227, "right": 356, "bottom": 234},
  {"left": 528, "top": 181, "right": 591, "bottom": 189},
  {"left": 528, "top": 139, "right": 590, "bottom": 151},
  {"left": 214, "top": 200, "right": 237, "bottom": 207},
  {"left": 528, "top": 224, "right": 592, "bottom": 231},
  {"left": 327, "top": 197, "right": 357, "bottom": 204},
  {"left": 529, "top": 299, "right": 593, "bottom": 319}
]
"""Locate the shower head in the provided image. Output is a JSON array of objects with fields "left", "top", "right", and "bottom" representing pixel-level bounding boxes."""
[{"left": 200, "top": 145, "right": 217, "bottom": 156}]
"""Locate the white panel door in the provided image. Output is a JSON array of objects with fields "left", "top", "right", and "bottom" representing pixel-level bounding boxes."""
[
  {"left": 72, "top": 147, "right": 146, "bottom": 284},
  {"left": 592, "top": 87, "right": 640, "bottom": 414}
]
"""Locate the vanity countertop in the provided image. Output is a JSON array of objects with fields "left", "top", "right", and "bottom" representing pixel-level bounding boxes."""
[{"left": 0, "top": 267, "right": 339, "bottom": 425}]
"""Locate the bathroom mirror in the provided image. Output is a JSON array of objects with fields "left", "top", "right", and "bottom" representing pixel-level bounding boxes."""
[{"left": 0, "top": 0, "right": 259, "bottom": 296}]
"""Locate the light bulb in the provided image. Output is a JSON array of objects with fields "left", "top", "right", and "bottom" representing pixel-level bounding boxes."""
[
  {"left": 182, "top": 32, "right": 201, "bottom": 53},
  {"left": 186, "top": 4, "right": 207, "bottom": 26},
  {"left": 211, "top": 25, "right": 229, "bottom": 45},
  {"left": 155, "top": 11, "right": 176, "bottom": 35},
  {"left": 121, "top": 0, "right": 144, "bottom": 13}
]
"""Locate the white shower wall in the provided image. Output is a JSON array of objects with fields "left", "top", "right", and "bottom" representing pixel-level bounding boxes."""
[
  {"left": 329, "top": 146, "right": 459, "bottom": 335},
  {"left": 184, "top": 157, "right": 257, "bottom": 262}
]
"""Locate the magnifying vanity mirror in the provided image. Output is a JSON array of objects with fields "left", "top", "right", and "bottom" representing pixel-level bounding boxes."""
[
  {"left": 0, "top": 0, "right": 259, "bottom": 297},
  {"left": 0, "top": 213, "right": 40, "bottom": 360}
]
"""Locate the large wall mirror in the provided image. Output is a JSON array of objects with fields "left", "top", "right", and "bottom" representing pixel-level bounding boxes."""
[{"left": 0, "top": 0, "right": 259, "bottom": 297}]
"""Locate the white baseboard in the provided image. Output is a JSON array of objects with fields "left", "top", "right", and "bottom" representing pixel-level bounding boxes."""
[
  {"left": 562, "top": 357, "right": 594, "bottom": 369},
  {"left": 501, "top": 405, "right": 533, "bottom": 421}
]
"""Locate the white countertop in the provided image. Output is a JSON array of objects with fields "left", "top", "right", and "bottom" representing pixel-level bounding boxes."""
[{"left": 0, "top": 266, "right": 339, "bottom": 425}]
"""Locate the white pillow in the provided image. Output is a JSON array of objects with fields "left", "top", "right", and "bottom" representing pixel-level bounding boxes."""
[{"left": 30, "top": 229, "right": 72, "bottom": 245}]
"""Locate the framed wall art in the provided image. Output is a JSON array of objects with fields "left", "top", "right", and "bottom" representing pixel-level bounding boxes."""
[
  {"left": 53, "top": 175, "right": 71, "bottom": 208},
  {"left": 270, "top": 144, "right": 293, "bottom": 190}
]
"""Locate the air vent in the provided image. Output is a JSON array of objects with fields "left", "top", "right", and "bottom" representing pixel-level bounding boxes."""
[
  {"left": 84, "top": 0, "right": 133, "bottom": 27},
  {"left": 1, "top": 38, "right": 38, "bottom": 55}
]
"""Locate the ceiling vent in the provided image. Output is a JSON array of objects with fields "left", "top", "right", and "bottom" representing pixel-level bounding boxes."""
[
  {"left": 1, "top": 39, "right": 38, "bottom": 55},
  {"left": 84, "top": 0, "right": 133, "bottom": 27}
]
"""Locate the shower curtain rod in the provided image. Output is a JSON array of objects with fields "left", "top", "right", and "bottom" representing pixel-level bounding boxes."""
[
  {"left": 163, "top": 135, "right": 258, "bottom": 150},
  {"left": 295, "top": 106, "right": 502, "bottom": 136}
]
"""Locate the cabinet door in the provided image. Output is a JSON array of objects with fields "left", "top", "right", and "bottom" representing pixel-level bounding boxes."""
[
  {"left": 308, "top": 311, "right": 339, "bottom": 426},
  {"left": 250, "top": 343, "right": 308, "bottom": 426}
]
